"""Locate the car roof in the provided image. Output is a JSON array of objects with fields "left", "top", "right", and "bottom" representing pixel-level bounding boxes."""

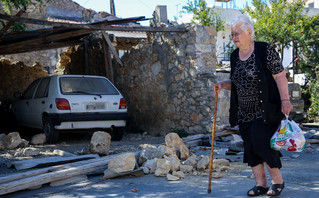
[{"left": 39, "top": 75, "right": 108, "bottom": 80}]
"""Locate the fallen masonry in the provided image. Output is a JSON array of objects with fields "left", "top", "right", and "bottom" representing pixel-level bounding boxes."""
[{"left": 0, "top": 125, "right": 318, "bottom": 196}]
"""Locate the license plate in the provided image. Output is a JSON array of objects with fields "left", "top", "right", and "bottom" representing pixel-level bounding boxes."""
[{"left": 86, "top": 103, "right": 105, "bottom": 110}]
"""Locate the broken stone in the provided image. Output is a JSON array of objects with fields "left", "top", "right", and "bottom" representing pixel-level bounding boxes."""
[
  {"left": 156, "top": 145, "right": 176, "bottom": 158},
  {"left": 143, "top": 158, "right": 158, "bottom": 174},
  {"left": 172, "top": 170, "right": 185, "bottom": 178},
  {"left": 219, "top": 166, "right": 229, "bottom": 172},
  {"left": 1, "top": 132, "right": 23, "bottom": 150},
  {"left": 167, "top": 173, "right": 180, "bottom": 181},
  {"left": 165, "top": 133, "right": 189, "bottom": 160},
  {"left": 23, "top": 147, "right": 41, "bottom": 157},
  {"left": 89, "top": 131, "right": 111, "bottom": 155},
  {"left": 165, "top": 155, "right": 181, "bottom": 172},
  {"left": 108, "top": 153, "right": 136, "bottom": 173},
  {"left": 138, "top": 144, "right": 158, "bottom": 166},
  {"left": 17, "top": 139, "right": 29, "bottom": 148},
  {"left": 213, "top": 159, "right": 230, "bottom": 169},
  {"left": 192, "top": 170, "right": 200, "bottom": 176},
  {"left": 142, "top": 167, "right": 150, "bottom": 174},
  {"left": 31, "top": 133, "right": 46, "bottom": 145},
  {"left": 155, "top": 158, "right": 171, "bottom": 176},
  {"left": 53, "top": 149, "right": 76, "bottom": 157},
  {"left": 212, "top": 172, "right": 222, "bottom": 178},
  {"left": 183, "top": 155, "right": 197, "bottom": 168},
  {"left": 180, "top": 164, "right": 193, "bottom": 173},
  {"left": 197, "top": 155, "right": 210, "bottom": 171}
]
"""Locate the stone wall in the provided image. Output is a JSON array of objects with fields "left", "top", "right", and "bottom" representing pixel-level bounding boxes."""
[
  {"left": 0, "top": 59, "right": 48, "bottom": 102},
  {"left": 0, "top": 0, "right": 99, "bottom": 74},
  {"left": 115, "top": 23, "right": 230, "bottom": 136}
]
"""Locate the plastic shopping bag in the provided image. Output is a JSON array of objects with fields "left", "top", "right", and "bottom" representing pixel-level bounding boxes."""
[{"left": 270, "top": 115, "right": 306, "bottom": 152}]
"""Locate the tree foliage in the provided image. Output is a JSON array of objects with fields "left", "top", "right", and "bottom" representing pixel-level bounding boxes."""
[
  {"left": 243, "top": 0, "right": 319, "bottom": 121},
  {"left": 182, "top": 0, "right": 225, "bottom": 32},
  {"left": 243, "top": 0, "right": 309, "bottom": 62},
  {"left": 0, "top": 0, "right": 45, "bottom": 31}
]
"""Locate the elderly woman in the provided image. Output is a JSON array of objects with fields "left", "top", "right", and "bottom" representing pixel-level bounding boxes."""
[{"left": 214, "top": 14, "right": 293, "bottom": 197}]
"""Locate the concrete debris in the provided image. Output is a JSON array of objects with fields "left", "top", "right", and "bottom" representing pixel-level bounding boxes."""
[
  {"left": 166, "top": 173, "right": 180, "bottom": 181},
  {"left": 165, "top": 133, "right": 190, "bottom": 160},
  {"left": 31, "top": 134, "right": 46, "bottom": 145},
  {"left": 89, "top": 131, "right": 111, "bottom": 156},
  {"left": 138, "top": 144, "right": 158, "bottom": 166},
  {"left": 22, "top": 148, "right": 41, "bottom": 157},
  {"left": 172, "top": 170, "right": 185, "bottom": 178},
  {"left": 1, "top": 132, "right": 25, "bottom": 150},
  {"left": 142, "top": 158, "right": 158, "bottom": 174},
  {"left": 196, "top": 155, "right": 210, "bottom": 171},
  {"left": 155, "top": 158, "right": 171, "bottom": 176},
  {"left": 107, "top": 153, "right": 136, "bottom": 173},
  {"left": 53, "top": 149, "right": 76, "bottom": 157}
]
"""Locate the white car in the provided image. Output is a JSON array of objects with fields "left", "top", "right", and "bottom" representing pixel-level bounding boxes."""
[{"left": 10, "top": 75, "right": 128, "bottom": 143}]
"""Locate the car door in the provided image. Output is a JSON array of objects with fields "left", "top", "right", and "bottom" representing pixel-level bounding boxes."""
[
  {"left": 13, "top": 79, "right": 40, "bottom": 127},
  {"left": 28, "top": 78, "right": 51, "bottom": 128}
]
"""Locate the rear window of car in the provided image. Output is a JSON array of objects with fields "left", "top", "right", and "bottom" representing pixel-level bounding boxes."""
[{"left": 59, "top": 77, "right": 119, "bottom": 95}]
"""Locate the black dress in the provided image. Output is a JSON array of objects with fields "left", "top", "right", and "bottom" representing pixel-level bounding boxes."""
[{"left": 230, "top": 42, "right": 284, "bottom": 168}]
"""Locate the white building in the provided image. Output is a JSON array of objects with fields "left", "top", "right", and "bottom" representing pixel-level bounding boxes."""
[{"left": 176, "top": 1, "right": 318, "bottom": 84}]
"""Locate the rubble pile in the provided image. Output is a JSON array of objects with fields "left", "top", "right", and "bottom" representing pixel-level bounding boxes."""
[{"left": 0, "top": 126, "right": 318, "bottom": 195}]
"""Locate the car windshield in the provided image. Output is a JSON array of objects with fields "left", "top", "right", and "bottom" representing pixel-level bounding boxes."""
[{"left": 59, "top": 77, "right": 119, "bottom": 95}]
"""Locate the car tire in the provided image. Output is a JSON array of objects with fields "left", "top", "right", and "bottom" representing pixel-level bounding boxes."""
[
  {"left": 43, "top": 116, "right": 59, "bottom": 144},
  {"left": 110, "top": 127, "right": 124, "bottom": 141}
]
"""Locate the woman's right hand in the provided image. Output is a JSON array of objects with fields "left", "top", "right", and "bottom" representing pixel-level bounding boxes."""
[
  {"left": 213, "top": 82, "right": 222, "bottom": 94},
  {"left": 214, "top": 80, "right": 231, "bottom": 94}
]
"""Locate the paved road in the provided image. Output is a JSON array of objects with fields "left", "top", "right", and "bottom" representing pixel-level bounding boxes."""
[{"left": 4, "top": 150, "right": 319, "bottom": 198}]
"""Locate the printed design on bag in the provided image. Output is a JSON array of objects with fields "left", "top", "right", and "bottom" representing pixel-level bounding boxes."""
[
  {"left": 270, "top": 118, "right": 306, "bottom": 152},
  {"left": 275, "top": 125, "right": 290, "bottom": 142},
  {"left": 287, "top": 139, "right": 297, "bottom": 151}
]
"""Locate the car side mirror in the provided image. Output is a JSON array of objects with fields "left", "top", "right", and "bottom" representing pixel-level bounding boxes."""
[{"left": 14, "top": 92, "right": 22, "bottom": 99}]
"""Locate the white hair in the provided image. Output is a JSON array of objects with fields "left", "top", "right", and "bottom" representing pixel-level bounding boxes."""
[{"left": 231, "top": 14, "right": 255, "bottom": 40}]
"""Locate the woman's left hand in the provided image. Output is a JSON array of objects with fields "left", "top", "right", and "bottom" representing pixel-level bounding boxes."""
[{"left": 281, "top": 100, "right": 293, "bottom": 115}]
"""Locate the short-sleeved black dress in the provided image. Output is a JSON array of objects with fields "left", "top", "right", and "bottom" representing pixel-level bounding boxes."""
[{"left": 230, "top": 43, "right": 284, "bottom": 168}]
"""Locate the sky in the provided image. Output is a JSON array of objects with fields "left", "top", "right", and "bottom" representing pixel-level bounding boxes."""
[{"left": 73, "top": 0, "right": 252, "bottom": 25}]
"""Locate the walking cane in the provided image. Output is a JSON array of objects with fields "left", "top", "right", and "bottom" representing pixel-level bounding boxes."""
[{"left": 208, "top": 84, "right": 219, "bottom": 193}]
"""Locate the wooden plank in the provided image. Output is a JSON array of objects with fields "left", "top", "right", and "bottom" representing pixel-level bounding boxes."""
[
  {"left": 0, "top": 7, "right": 26, "bottom": 37},
  {"left": 182, "top": 134, "right": 207, "bottom": 142},
  {"left": 0, "top": 152, "right": 134, "bottom": 195},
  {"left": 102, "top": 36, "right": 114, "bottom": 82},
  {"left": 102, "top": 31, "right": 123, "bottom": 66},
  {"left": 184, "top": 139, "right": 202, "bottom": 148},
  {"left": 0, "top": 14, "right": 146, "bottom": 30},
  {"left": 7, "top": 154, "right": 100, "bottom": 170},
  {"left": 0, "top": 159, "right": 109, "bottom": 195},
  {"left": 307, "top": 139, "right": 319, "bottom": 144},
  {"left": 0, "top": 151, "right": 139, "bottom": 186},
  {"left": 214, "top": 130, "right": 238, "bottom": 138},
  {"left": 0, "top": 29, "right": 95, "bottom": 51},
  {"left": 0, "top": 154, "right": 117, "bottom": 185},
  {"left": 84, "top": 38, "right": 89, "bottom": 74},
  {"left": 0, "top": 14, "right": 187, "bottom": 32},
  {"left": 0, "top": 40, "right": 83, "bottom": 55}
]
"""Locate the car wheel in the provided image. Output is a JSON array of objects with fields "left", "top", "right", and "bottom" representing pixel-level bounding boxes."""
[
  {"left": 43, "top": 117, "right": 59, "bottom": 144},
  {"left": 110, "top": 127, "right": 124, "bottom": 141}
]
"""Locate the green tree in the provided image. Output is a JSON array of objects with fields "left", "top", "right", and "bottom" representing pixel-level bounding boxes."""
[
  {"left": 0, "top": 0, "right": 45, "bottom": 31},
  {"left": 182, "top": 0, "right": 225, "bottom": 32},
  {"left": 243, "top": 0, "right": 319, "bottom": 121},
  {"left": 243, "top": 0, "right": 309, "bottom": 63}
]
